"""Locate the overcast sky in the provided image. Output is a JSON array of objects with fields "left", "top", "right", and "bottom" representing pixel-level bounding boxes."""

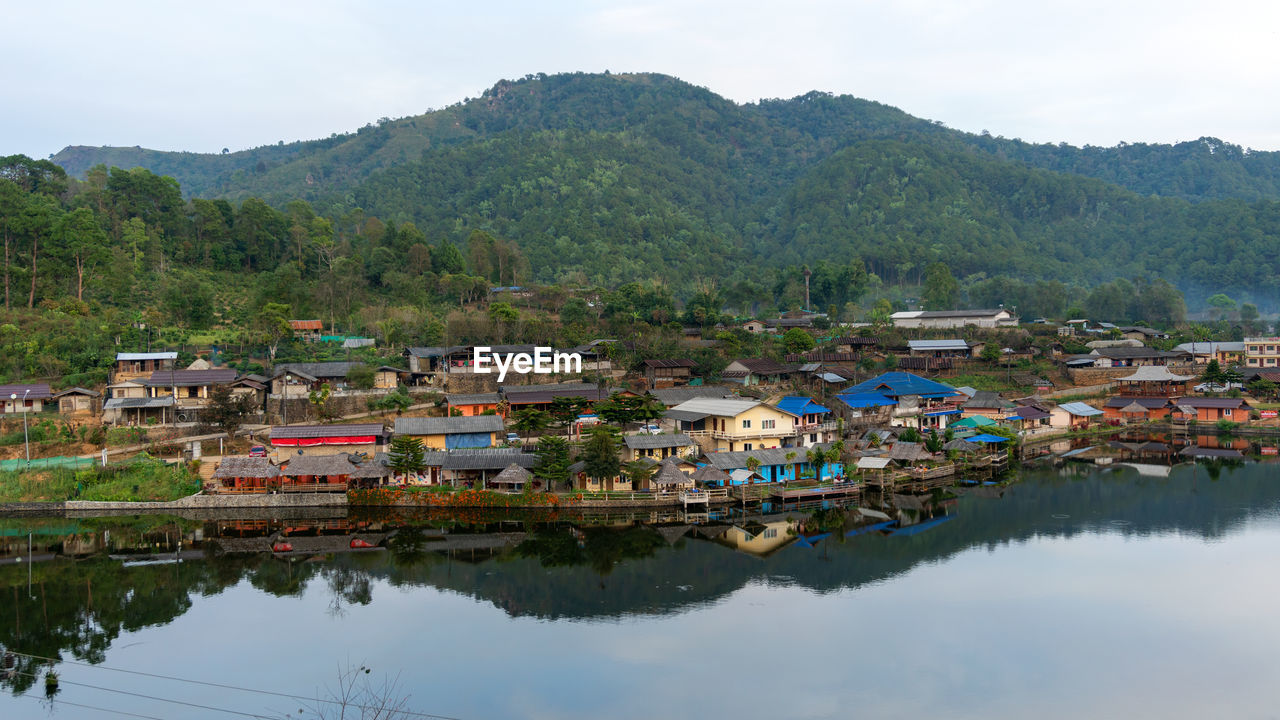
[{"left": 6, "top": 0, "right": 1280, "bottom": 159}]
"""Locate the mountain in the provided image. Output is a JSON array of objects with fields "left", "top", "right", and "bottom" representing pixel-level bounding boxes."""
[{"left": 46, "top": 72, "right": 1280, "bottom": 302}]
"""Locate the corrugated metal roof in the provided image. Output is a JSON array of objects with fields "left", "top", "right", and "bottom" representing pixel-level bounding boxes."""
[
  {"left": 0, "top": 383, "right": 52, "bottom": 400},
  {"left": 623, "top": 433, "right": 696, "bottom": 449},
  {"left": 104, "top": 396, "right": 174, "bottom": 409},
  {"left": 271, "top": 423, "right": 385, "bottom": 439},
  {"left": 142, "top": 369, "right": 238, "bottom": 387},
  {"left": 394, "top": 415, "right": 504, "bottom": 436},
  {"left": 116, "top": 352, "right": 177, "bottom": 361},
  {"left": 908, "top": 339, "right": 969, "bottom": 351}
]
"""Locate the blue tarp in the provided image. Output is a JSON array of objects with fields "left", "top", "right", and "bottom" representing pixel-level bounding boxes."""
[
  {"left": 966, "top": 434, "right": 1010, "bottom": 443},
  {"left": 445, "top": 432, "right": 494, "bottom": 450}
]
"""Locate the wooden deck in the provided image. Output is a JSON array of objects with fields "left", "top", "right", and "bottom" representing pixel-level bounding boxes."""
[{"left": 770, "top": 483, "right": 861, "bottom": 501}]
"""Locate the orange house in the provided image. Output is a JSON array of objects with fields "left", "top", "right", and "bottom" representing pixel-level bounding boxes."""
[
  {"left": 1173, "top": 397, "right": 1251, "bottom": 423},
  {"left": 1103, "top": 397, "right": 1174, "bottom": 422},
  {"left": 446, "top": 392, "right": 504, "bottom": 418}
]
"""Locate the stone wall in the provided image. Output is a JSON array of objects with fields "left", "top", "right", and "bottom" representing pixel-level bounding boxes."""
[{"left": 63, "top": 492, "right": 348, "bottom": 511}]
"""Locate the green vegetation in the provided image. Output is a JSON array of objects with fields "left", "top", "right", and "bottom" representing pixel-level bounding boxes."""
[{"left": 0, "top": 457, "right": 200, "bottom": 502}]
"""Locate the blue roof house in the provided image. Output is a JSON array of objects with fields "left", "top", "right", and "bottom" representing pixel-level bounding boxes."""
[{"left": 835, "top": 372, "right": 963, "bottom": 432}]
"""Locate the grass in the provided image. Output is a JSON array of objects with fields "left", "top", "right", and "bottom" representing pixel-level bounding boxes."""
[
  {"left": 947, "top": 373, "right": 1022, "bottom": 392},
  {"left": 0, "top": 458, "right": 200, "bottom": 503}
]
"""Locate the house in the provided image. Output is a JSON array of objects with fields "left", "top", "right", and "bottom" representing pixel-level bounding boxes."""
[
  {"left": 961, "top": 391, "right": 1015, "bottom": 420},
  {"left": 699, "top": 445, "right": 844, "bottom": 485},
  {"left": 907, "top": 339, "right": 975, "bottom": 359},
  {"left": 648, "top": 459, "right": 695, "bottom": 492},
  {"left": 572, "top": 340, "right": 616, "bottom": 375},
  {"left": 836, "top": 372, "right": 964, "bottom": 431},
  {"left": 53, "top": 387, "right": 99, "bottom": 416},
  {"left": 500, "top": 382, "right": 616, "bottom": 413},
  {"left": 111, "top": 352, "right": 176, "bottom": 383},
  {"left": 102, "top": 396, "right": 175, "bottom": 425},
  {"left": 0, "top": 384, "right": 52, "bottom": 415},
  {"left": 741, "top": 320, "right": 768, "bottom": 334},
  {"left": 280, "top": 454, "right": 356, "bottom": 486},
  {"left": 446, "top": 392, "right": 503, "bottom": 417},
  {"left": 1244, "top": 337, "right": 1280, "bottom": 369},
  {"left": 139, "top": 368, "right": 239, "bottom": 421},
  {"left": 663, "top": 397, "right": 800, "bottom": 452},
  {"left": 1175, "top": 342, "right": 1245, "bottom": 365},
  {"left": 269, "top": 423, "right": 388, "bottom": 458},
  {"left": 1120, "top": 326, "right": 1170, "bottom": 342},
  {"left": 1054, "top": 401, "right": 1104, "bottom": 430},
  {"left": 890, "top": 309, "right": 1018, "bottom": 329},
  {"left": 644, "top": 359, "right": 697, "bottom": 388},
  {"left": 289, "top": 320, "right": 323, "bottom": 342},
  {"left": 1079, "top": 347, "right": 1190, "bottom": 368},
  {"left": 649, "top": 385, "right": 737, "bottom": 407},
  {"left": 715, "top": 516, "right": 801, "bottom": 557},
  {"left": 208, "top": 457, "right": 280, "bottom": 494},
  {"left": 270, "top": 362, "right": 391, "bottom": 395},
  {"left": 1102, "top": 397, "right": 1174, "bottom": 422},
  {"left": 722, "top": 358, "right": 791, "bottom": 386},
  {"left": 1006, "top": 403, "right": 1052, "bottom": 430},
  {"left": 1173, "top": 397, "right": 1252, "bottom": 423},
  {"left": 831, "top": 392, "right": 898, "bottom": 428},
  {"left": 772, "top": 396, "right": 837, "bottom": 447},
  {"left": 623, "top": 433, "right": 697, "bottom": 461},
  {"left": 425, "top": 448, "right": 537, "bottom": 487},
  {"left": 394, "top": 415, "right": 505, "bottom": 450}
]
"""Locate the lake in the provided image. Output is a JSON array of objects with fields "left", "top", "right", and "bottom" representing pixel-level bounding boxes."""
[{"left": 2, "top": 458, "right": 1279, "bottom": 719}]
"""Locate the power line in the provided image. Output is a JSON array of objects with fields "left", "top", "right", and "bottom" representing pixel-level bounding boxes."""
[
  {"left": 5, "top": 650, "right": 467, "bottom": 720},
  {"left": 8, "top": 669, "right": 275, "bottom": 719},
  {"left": 19, "top": 692, "right": 169, "bottom": 720}
]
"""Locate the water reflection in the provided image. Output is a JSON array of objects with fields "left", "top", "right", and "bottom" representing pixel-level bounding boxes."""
[{"left": 1, "top": 459, "right": 1279, "bottom": 715}]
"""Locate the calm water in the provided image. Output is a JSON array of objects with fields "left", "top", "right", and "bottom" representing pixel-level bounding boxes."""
[{"left": 3, "top": 460, "right": 1280, "bottom": 720}]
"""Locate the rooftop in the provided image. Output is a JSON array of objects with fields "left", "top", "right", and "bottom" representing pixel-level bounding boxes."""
[{"left": 395, "top": 415, "right": 505, "bottom": 436}]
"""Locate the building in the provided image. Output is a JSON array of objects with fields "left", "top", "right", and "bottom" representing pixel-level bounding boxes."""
[
  {"left": 890, "top": 309, "right": 1018, "bottom": 329},
  {"left": 112, "top": 352, "right": 176, "bottom": 383},
  {"left": 289, "top": 320, "right": 323, "bottom": 342},
  {"left": 137, "top": 368, "right": 239, "bottom": 421},
  {"left": 269, "top": 423, "right": 388, "bottom": 458},
  {"left": 270, "top": 362, "right": 398, "bottom": 395},
  {"left": 722, "top": 358, "right": 791, "bottom": 386},
  {"left": 648, "top": 385, "right": 737, "bottom": 407},
  {"left": 1053, "top": 401, "right": 1104, "bottom": 430},
  {"left": 663, "top": 397, "right": 800, "bottom": 452},
  {"left": 907, "top": 339, "right": 975, "bottom": 359},
  {"left": 53, "top": 387, "right": 100, "bottom": 416},
  {"left": 961, "top": 391, "right": 1015, "bottom": 420},
  {"left": 699, "top": 445, "right": 844, "bottom": 485},
  {"left": 1244, "top": 337, "right": 1280, "bottom": 369},
  {"left": 772, "top": 396, "right": 837, "bottom": 446},
  {"left": 394, "top": 415, "right": 505, "bottom": 450},
  {"left": 1174, "top": 342, "right": 1245, "bottom": 365},
  {"left": 623, "top": 433, "right": 697, "bottom": 461},
  {"left": 644, "top": 359, "right": 697, "bottom": 388},
  {"left": 446, "top": 392, "right": 503, "bottom": 417},
  {"left": 1114, "top": 366, "right": 1193, "bottom": 396},
  {"left": 0, "top": 384, "right": 52, "bottom": 415},
  {"left": 1173, "top": 397, "right": 1252, "bottom": 423},
  {"left": 1102, "top": 397, "right": 1174, "bottom": 422},
  {"left": 835, "top": 372, "right": 964, "bottom": 431}
]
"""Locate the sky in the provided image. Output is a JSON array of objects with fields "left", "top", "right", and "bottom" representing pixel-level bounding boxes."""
[{"left": 6, "top": 0, "right": 1280, "bottom": 159}]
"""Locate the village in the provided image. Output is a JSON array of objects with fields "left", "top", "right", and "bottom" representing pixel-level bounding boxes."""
[{"left": 2, "top": 308, "right": 1278, "bottom": 510}]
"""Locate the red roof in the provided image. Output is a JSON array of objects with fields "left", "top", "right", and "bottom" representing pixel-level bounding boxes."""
[{"left": 290, "top": 320, "right": 323, "bottom": 331}]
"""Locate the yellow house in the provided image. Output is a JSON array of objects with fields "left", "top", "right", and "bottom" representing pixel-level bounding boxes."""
[
  {"left": 664, "top": 397, "right": 800, "bottom": 452},
  {"left": 622, "top": 433, "right": 697, "bottom": 461},
  {"left": 393, "top": 415, "right": 505, "bottom": 450},
  {"left": 717, "top": 518, "right": 798, "bottom": 556}
]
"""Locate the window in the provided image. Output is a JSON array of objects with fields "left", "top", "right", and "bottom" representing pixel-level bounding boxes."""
[
  {"left": 741, "top": 419, "right": 751, "bottom": 429},
  {"left": 763, "top": 528, "right": 778, "bottom": 539},
  {"left": 762, "top": 419, "right": 775, "bottom": 429},
  {"left": 743, "top": 443, "right": 753, "bottom": 451},
  {"left": 810, "top": 433, "right": 817, "bottom": 443}
]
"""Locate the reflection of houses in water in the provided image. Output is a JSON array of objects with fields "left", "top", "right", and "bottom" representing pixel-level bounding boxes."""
[{"left": 715, "top": 516, "right": 799, "bottom": 557}]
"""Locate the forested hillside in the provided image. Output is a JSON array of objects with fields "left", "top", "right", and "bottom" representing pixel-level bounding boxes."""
[{"left": 31, "top": 71, "right": 1280, "bottom": 314}]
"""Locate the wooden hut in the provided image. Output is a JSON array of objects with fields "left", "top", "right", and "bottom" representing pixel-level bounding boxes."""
[
  {"left": 489, "top": 463, "right": 532, "bottom": 493},
  {"left": 651, "top": 459, "right": 694, "bottom": 492},
  {"left": 210, "top": 457, "right": 280, "bottom": 493},
  {"left": 280, "top": 454, "right": 356, "bottom": 489}
]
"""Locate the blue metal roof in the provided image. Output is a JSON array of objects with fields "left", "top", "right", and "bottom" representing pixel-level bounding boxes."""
[
  {"left": 775, "top": 396, "right": 830, "bottom": 416},
  {"left": 1059, "top": 401, "right": 1103, "bottom": 417},
  {"left": 965, "top": 434, "right": 1010, "bottom": 443},
  {"left": 834, "top": 392, "right": 898, "bottom": 409},
  {"left": 842, "top": 371, "right": 961, "bottom": 399}
]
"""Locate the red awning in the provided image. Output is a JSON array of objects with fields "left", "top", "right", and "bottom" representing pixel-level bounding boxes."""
[{"left": 272, "top": 435, "right": 376, "bottom": 447}]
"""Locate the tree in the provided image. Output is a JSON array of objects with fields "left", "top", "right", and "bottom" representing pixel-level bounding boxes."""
[
  {"left": 533, "top": 435, "right": 571, "bottom": 490},
  {"left": 1206, "top": 293, "right": 1237, "bottom": 320},
  {"left": 200, "top": 385, "right": 255, "bottom": 434},
  {"left": 488, "top": 301, "right": 518, "bottom": 324},
  {"left": 346, "top": 364, "right": 376, "bottom": 390},
  {"left": 548, "top": 396, "right": 587, "bottom": 427},
  {"left": 309, "top": 382, "right": 335, "bottom": 419},
  {"left": 581, "top": 426, "right": 621, "bottom": 485},
  {"left": 624, "top": 459, "right": 654, "bottom": 489},
  {"left": 1201, "top": 359, "right": 1226, "bottom": 386},
  {"left": 560, "top": 297, "right": 592, "bottom": 326},
  {"left": 921, "top": 262, "right": 959, "bottom": 310},
  {"left": 511, "top": 407, "right": 550, "bottom": 440},
  {"left": 782, "top": 328, "right": 816, "bottom": 354},
  {"left": 55, "top": 207, "right": 109, "bottom": 301},
  {"left": 388, "top": 436, "right": 426, "bottom": 479},
  {"left": 981, "top": 343, "right": 1002, "bottom": 364},
  {"left": 252, "top": 302, "right": 293, "bottom": 362}
]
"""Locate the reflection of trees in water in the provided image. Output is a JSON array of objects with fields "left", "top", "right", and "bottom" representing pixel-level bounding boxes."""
[
  {"left": 323, "top": 564, "right": 374, "bottom": 618},
  {"left": 517, "top": 525, "right": 666, "bottom": 576}
]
